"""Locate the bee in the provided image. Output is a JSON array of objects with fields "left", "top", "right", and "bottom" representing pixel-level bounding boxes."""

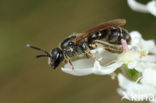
[{"left": 27, "top": 19, "right": 131, "bottom": 70}]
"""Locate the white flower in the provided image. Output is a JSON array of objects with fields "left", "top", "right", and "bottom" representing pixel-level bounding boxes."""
[
  {"left": 118, "top": 31, "right": 156, "bottom": 72},
  {"left": 151, "top": 99, "right": 156, "bottom": 103},
  {"left": 62, "top": 31, "right": 156, "bottom": 76},
  {"left": 118, "top": 50, "right": 156, "bottom": 72},
  {"left": 117, "top": 68, "right": 156, "bottom": 102},
  {"left": 116, "top": 32, "right": 156, "bottom": 102},
  {"left": 147, "top": 0, "right": 156, "bottom": 16},
  {"left": 127, "top": 0, "right": 156, "bottom": 16},
  {"left": 129, "top": 31, "right": 156, "bottom": 52},
  {"left": 62, "top": 48, "right": 123, "bottom": 76},
  {"left": 141, "top": 68, "right": 156, "bottom": 87}
]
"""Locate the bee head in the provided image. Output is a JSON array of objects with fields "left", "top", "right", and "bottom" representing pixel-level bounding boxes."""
[
  {"left": 26, "top": 44, "right": 64, "bottom": 69},
  {"left": 50, "top": 48, "right": 64, "bottom": 69}
]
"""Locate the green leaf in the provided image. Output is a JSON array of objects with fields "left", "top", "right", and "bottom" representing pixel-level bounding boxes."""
[{"left": 123, "top": 64, "right": 139, "bottom": 81}]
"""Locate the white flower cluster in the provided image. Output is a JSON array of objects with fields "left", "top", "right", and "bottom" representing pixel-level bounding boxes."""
[
  {"left": 127, "top": 0, "right": 156, "bottom": 16},
  {"left": 61, "top": 31, "right": 156, "bottom": 102},
  {"left": 117, "top": 32, "right": 156, "bottom": 102}
]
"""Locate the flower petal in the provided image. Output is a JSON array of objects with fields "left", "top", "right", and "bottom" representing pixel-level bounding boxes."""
[
  {"left": 129, "top": 31, "right": 156, "bottom": 52},
  {"left": 141, "top": 40, "right": 155, "bottom": 52},
  {"left": 62, "top": 58, "right": 123, "bottom": 76},
  {"left": 118, "top": 74, "right": 156, "bottom": 101},
  {"left": 147, "top": 0, "right": 156, "bottom": 16},
  {"left": 62, "top": 47, "right": 121, "bottom": 76},
  {"left": 61, "top": 58, "right": 95, "bottom": 76},
  {"left": 93, "top": 61, "right": 123, "bottom": 75},
  {"left": 127, "top": 0, "right": 149, "bottom": 13},
  {"left": 141, "top": 69, "right": 156, "bottom": 87},
  {"left": 129, "top": 31, "right": 142, "bottom": 49},
  {"left": 127, "top": 0, "right": 156, "bottom": 16}
]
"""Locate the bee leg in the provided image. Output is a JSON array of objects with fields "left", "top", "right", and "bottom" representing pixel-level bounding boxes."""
[
  {"left": 94, "top": 40, "right": 122, "bottom": 49},
  {"left": 64, "top": 56, "right": 75, "bottom": 70},
  {"left": 85, "top": 53, "right": 90, "bottom": 58},
  {"left": 103, "top": 46, "right": 122, "bottom": 53},
  {"left": 94, "top": 40, "right": 123, "bottom": 53},
  {"left": 85, "top": 46, "right": 101, "bottom": 64},
  {"left": 68, "top": 59, "right": 75, "bottom": 70}
]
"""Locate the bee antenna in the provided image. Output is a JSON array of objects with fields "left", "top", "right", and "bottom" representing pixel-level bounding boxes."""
[
  {"left": 36, "top": 54, "right": 50, "bottom": 58},
  {"left": 26, "top": 44, "right": 51, "bottom": 57}
]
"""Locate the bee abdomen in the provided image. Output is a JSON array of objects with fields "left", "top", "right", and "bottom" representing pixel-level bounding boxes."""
[
  {"left": 87, "top": 29, "right": 109, "bottom": 43},
  {"left": 99, "top": 29, "right": 108, "bottom": 39},
  {"left": 87, "top": 29, "right": 119, "bottom": 44},
  {"left": 87, "top": 27, "right": 131, "bottom": 49},
  {"left": 100, "top": 28, "right": 131, "bottom": 45},
  {"left": 107, "top": 29, "right": 119, "bottom": 44},
  {"left": 88, "top": 32, "right": 99, "bottom": 43}
]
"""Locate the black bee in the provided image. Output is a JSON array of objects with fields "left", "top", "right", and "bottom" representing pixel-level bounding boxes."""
[{"left": 27, "top": 19, "right": 131, "bottom": 69}]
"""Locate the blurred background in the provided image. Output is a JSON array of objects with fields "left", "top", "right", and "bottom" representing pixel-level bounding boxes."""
[{"left": 0, "top": 0, "right": 155, "bottom": 103}]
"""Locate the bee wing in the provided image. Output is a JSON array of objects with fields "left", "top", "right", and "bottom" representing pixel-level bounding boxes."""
[{"left": 73, "top": 19, "right": 126, "bottom": 43}]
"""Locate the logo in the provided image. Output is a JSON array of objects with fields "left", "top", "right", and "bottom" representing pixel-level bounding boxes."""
[{"left": 121, "top": 92, "right": 155, "bottom": 102}]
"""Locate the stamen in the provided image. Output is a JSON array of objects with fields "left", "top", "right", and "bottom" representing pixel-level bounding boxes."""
[
  {"left": 140, "top": 50, "right": 148, "bottom": 57},
  {"left": 121, "top": 39, "right": 130, "bottom": 53}
]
